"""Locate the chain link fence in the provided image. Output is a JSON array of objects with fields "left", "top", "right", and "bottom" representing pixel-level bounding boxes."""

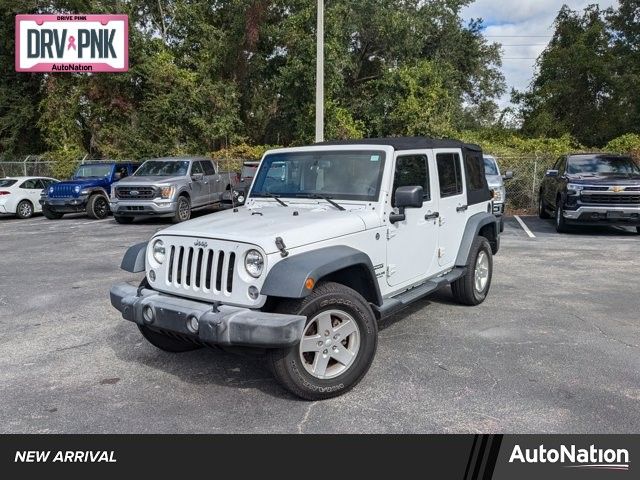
[
  {"left": 494, "top": 154, "right": 557, "bottom": 215},
  {"left": 2, "top": 153, "right": 554, "bottom": 215}
]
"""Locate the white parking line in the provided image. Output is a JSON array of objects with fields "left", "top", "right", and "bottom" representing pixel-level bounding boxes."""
[
  {"left": 514, "top": 215, "right": 536, "bottom": 239},
  {"left": 76, "top": 218, "right": 113, "bottom": 226}
]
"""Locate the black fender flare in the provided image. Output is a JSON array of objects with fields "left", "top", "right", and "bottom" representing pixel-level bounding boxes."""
[
  {"left": 121, "top": 242, "right": 147, "bottom": 273},
  {"left": 261, "top": 246, "right": 383, "bottom": 306},
  {"left": 86, "top": 187, "right": 110, "bottom": 198},
  {"left": 455, "top": 212, "right": 499, "bottom": 267}
]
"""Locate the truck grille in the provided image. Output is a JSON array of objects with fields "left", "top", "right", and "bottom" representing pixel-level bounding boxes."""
[
  {"left": 116, "top": 186, "right": 156, "bottom": 200},
  {"left": 166, "top": 246, "right": 236, "bottom": 294},
  {"left": 581, "top": 193, "right": 640, "bottom": 205},
  {"left": 49, "top": 184, "right": 76, "bottom": 198}
]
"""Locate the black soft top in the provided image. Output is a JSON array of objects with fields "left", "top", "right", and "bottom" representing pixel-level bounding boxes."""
[{"left": 317, "top": 136, "right": 482, "bottom": 152}]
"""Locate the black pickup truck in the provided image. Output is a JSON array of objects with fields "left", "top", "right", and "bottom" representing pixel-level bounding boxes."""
[{"left": 538, "top": 153, "right": 640, "bottom": 233}]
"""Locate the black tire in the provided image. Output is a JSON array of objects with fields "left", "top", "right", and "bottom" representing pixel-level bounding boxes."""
[
  {"left": 138, "top": 325, "right": 202, "bottom": 353},
  {"left": 538, "top": 195, "right": 551, "bottom": 219},
  {"left": 16, "top": 200, "right": 34, "bottom": 219},
  {"left": 451, "top": 236, "right": 493, "bottom": 306},
  {"left": 555, "top": 203, "right": 569, "bottom": 233},
  {"left": 268, "top": 282, "right": 378, "bottom": 401},
  {"left": 86, "top": 194, "right": 110, "bottom": 219},
  {"left": 114, "top": 215, "right": 134, "bottom": 224},
  {"left": 172, "top": 195, "right": 191, "bottom": 223},
  {"left": 42, "top": 205, "right": 63, "bottom": 220}
]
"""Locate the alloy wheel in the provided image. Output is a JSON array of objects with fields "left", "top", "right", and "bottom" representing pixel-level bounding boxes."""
[
  {"left": 474, "top": 251, "right": 490, "bottom": 293},
  {"left": 298, "top": 309, "right": 361, "bottom": 380}
]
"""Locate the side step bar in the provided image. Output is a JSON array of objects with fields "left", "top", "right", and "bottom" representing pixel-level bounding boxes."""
[{"left": 373, "top": 267, "right": 466, "bottom": 320}]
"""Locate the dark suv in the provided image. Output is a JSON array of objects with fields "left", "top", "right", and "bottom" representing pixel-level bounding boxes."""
[
  {"left": 41, "top": 161, "right": 140, "bottom": 220},
  {"left": 539, "top": 153, "right": 640, "bottom": 233}
]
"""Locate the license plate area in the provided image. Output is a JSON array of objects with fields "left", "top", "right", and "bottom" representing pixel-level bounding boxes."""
[{"left": 606, "top": 211, "right": 625, "bottom": 219}]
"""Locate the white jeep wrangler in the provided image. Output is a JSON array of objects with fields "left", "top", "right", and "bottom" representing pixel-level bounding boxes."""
[{"left": 110, "top": 137, "right": 500, "bottom": 400}]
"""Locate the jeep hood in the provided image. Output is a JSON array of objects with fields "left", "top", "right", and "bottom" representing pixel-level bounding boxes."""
[
  {"left": 158, "top": 205, "right": 374, "bottom": 254},
  {"left": 55, "top": 178, "right": 108, "bottom": 188}
]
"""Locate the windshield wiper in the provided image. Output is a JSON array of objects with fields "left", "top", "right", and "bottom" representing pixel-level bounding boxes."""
[
  {"left": 297, "top": 194, "right": 346, "bottom": 211},
  {"left": 263, "top": 192, "right": 288, "bottom": 207}
]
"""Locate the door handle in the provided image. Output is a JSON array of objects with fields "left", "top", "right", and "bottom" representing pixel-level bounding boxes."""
[
  {"left": 456, "top": 205, "right": 468, "bottom": 213},
  {"left": 425, "top": 212, "right": 440, "bottom": 220}
]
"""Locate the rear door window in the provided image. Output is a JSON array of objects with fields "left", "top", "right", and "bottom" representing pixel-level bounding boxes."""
[
  {"left": 436, "top": 153, "right": 464, "bottom": 198},
  {"left": 201, "top": 161, "right": 216, "bottom": 176}
]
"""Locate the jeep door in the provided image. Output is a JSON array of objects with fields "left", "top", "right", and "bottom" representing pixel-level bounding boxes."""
[
  {"left": 434, "top": 149, "right": 467, "bottom": 267},
  {"left": 190, "top": 161, "right": 210, "bottom": 207},
  {"left": 386, "top": 151, "right": 439, "bottom": 287}
]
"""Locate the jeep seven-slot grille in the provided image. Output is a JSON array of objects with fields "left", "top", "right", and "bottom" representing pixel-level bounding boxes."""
[
  {"left": 116, "top": 186, "right": 156, "bottom": 200},
  {"left": 49, "top": 184, "right": 76, "bottom": 198},
  {"left": 166, "top": 246, "right": 236, "bottom": 294},
  {"left": 581, "top": 193, "right": 640, "bottom": 205}
]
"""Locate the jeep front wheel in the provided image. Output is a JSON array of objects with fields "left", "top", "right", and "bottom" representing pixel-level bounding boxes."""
[
  {"left": 87, "top": 194, "right": 110, "bottom": 219},
  {"left": 42, "top": 205, "right": 63, "bottom": 220},
  {"left": 451, "top": 236, "right": 493, "bottom": 306},
  {"left": 268, "top": 282, "right": 378, "bottom": 400}
]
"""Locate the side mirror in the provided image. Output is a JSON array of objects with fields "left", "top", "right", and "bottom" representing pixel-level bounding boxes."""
[
  {"left": 503, "top": 171, "right": 514, "bottom": 180},
  {"left": 545, "top": 170, "right": 559, "bottom": 178},
  {"left": 390, "top": 186, "right": 424, "bottom": 224},
  {"left": 191, "top": 173, "right": 204, "bottom": 182}
]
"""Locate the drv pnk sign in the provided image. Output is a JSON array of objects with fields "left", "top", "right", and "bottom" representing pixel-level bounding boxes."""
[{"left": 15, "top": 14, "right": 128, "bottom": 72}]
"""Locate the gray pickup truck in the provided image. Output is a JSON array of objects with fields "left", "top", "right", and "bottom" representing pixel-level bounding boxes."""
[{"left": 110, "top": 157, "right": 237, "bottom": 224}]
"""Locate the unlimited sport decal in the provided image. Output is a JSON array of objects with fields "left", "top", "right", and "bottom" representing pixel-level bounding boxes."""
[{"left": 15, "top": 14, "right": 128, "bottom": 73}]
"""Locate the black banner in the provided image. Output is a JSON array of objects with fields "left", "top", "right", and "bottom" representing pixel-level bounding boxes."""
[{"left": 0, "top": 435, "right": 637, "bottom": 478}]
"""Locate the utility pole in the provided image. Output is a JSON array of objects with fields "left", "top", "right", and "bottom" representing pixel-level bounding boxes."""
[{"left": 315, "top": 0, "right": 324, "bottom": 143}]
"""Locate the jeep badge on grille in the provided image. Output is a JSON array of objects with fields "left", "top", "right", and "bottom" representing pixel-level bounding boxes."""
[{"left": 194, "top": 240, "right": 208, "bottom": 248}]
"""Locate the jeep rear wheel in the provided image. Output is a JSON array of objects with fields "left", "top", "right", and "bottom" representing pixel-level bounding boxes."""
[
  {"left": 451, "top": 236, "right": 493, "bottom": 306},
  {"left": 268, "top": 282, "right": 378, "bottom": 400},
  {"left": 42, "top": 205, "right": 63, "bottom": 220},
  {"left": 87, "top": 194, "right": 110, "bottom": 219},
  {"left": 138, "top": 326, "right": 202, "bottom": 353}
]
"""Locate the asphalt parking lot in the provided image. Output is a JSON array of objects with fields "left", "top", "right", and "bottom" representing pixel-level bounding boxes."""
[{"left": 1, "top": 211, "right": 639, "bottom": 433}]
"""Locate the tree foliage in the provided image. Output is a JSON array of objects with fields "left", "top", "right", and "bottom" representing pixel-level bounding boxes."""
[
  {"left": 0, "top": 0, "right": 504, "bottom": 161},
  {"left": 514, "top": 0, "right": 640, "bottom": 147}
]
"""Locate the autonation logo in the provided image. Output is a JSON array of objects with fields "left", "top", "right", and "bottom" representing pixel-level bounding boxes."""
[{"left": 509, "top": 444, "right": 630, "bottom": 471}]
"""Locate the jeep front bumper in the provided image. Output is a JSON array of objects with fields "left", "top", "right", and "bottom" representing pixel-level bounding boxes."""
[
  {"left": 110, "top": 283, "right": 306, "bottom": 348},
  {"left": 40, "top": 196, "right": 89, "bottom": 212}
]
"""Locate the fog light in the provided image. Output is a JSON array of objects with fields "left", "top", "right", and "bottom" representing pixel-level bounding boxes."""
[
  {"left": 142, "top": 305, "right": 155, "bottom": 325},
  {"left": 187, "top": 316, "right": 199, "bottom": 333},
  {"left": 148, "top": 270, "right": 156, "bottom": 282},
  {"left": 248, "top": 286, "right": 260, "bottom": 300}
]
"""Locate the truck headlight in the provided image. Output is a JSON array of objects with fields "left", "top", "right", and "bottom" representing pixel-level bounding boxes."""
[
  {"left": 567, "top": 183, "right": 584, "bottom": 193},
  {"left": 493, "top": 187, "right": 505, "bottom": 203},
  {"left": 152, "top": 240, "right": 166, "bottom": 264},
  {"left": 245, "top": 250, "right": 264, "bottom": 278},
  {"left": 160, "top": 186, "right": 175, "bottom": 199}
]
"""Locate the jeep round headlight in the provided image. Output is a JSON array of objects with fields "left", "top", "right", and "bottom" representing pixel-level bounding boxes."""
[
  {"left": 245, "top": 250, "right": 264, "bottom": 278},
  {"left": 152, "top": 240, "right": 166, "bottom": 264},
  {"left": 74, "top": 185, "right": 81, "bottom": 194}
]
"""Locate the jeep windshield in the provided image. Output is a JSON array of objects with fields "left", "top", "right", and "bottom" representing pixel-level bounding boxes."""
[
  {"left": 567, "top": 156, "right": 640, "bottom": 176},
  {"left": 74, "top": 165, "right": 113, "bottom": 178},
  {"left": 134, "top": 161, "right": 190, "bottom": 177},
  {"left": 251, "top": 150, "right": 386, "bottom": 202}
]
